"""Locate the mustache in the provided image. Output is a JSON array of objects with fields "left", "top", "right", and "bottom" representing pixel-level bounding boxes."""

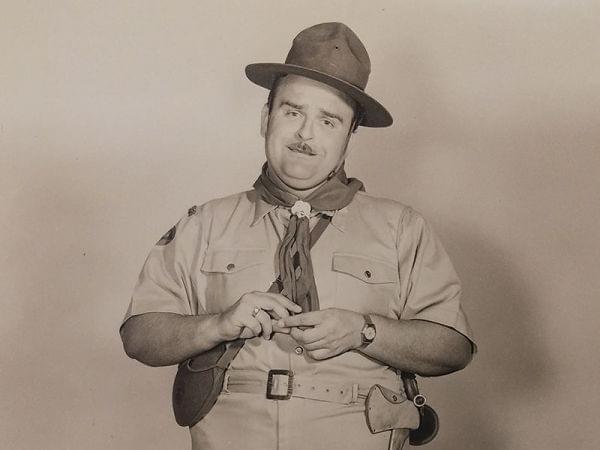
[{"left": 288, "top": 142, "right": 316, "bottom": 155}]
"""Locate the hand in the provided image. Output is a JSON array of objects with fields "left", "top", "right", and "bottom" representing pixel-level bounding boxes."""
[
  {"left": 217, "top": 291, "right": 302, "bottom": 341},
  {"left": 278, "top": 308, "right": 365, "bottom": 360}
]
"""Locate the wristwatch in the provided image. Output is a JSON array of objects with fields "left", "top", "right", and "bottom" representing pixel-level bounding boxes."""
[{"left": 360, "top": 314, "right": 376, "bottom": 347}]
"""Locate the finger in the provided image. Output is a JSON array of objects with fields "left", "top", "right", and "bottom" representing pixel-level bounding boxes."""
[
  {"left": 239, "top": 326, "right": 255, "bottom": 339},
  {"left": 240, "top": 292, "right": 297, "bottom": 319},
  {"left": 295, "top": 326, "right": 327, "bottom": 344},
  {"left": 250, "top": 293, "right": 300, "bottom": 320},
  {"left": 265, "top": 309, "right": 282, "bottom": 321},
  {"left": 302, "top": 338, "right": 329, "bottom": 351},
  {"left": 256, "top": 301, "right": 292, "bottom": 321},
  {"left": 272, "top": 320, "right": 291, "bottom": 334},
  {"left": 290, "top": 327, "right": 305, "bottom": 342},
  {"left": 260, "top": 293, "right": 303, "bottom": 314},
  {"left": 242, "top": 317, "right": 262, "bottom": 337},
  {"left": 254, "top": 310, "right": 273, "bottom": 340},
  {"left": 307, "top": 349, "right": 331, "bottom": 360},
  {"left": 290, "top": 326, "right": 324, "bottom": 344},
  {"left": 279, "top": 311, "right": 323, "bottom": 328},
  {"left": 240, "top": 323, "right": 262, "bottom": 339}
]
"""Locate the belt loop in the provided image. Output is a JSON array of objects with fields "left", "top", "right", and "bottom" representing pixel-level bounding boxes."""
[
  {"left": 222, "top": 371, "right": 230, "bottom": 394},
  {"left": 351, "top": 383, "right": 359, "bottom": 403}
]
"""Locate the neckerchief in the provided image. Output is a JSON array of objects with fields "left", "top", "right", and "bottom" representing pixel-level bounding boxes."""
[{"left": 253, "top": 163, "right": 364, "bottom": 312}]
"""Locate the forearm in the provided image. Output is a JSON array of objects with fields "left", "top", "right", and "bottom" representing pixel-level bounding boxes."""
[
  {"left": 120, "top": 292, "right": 301, "bottom": 367},
  {"left": 360, "top": 316, "right": 473, "bottom": 376},
  {"left": 120, "top": 312, "right": 226, "bottom": 367}
]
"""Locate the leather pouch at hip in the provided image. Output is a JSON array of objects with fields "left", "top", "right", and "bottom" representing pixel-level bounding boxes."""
[
  {"left": 172, "top": 341, "right": 239, "bottom": 427},
  {"left": 365, "top": 384, "right": 420, "bottom": 450}
]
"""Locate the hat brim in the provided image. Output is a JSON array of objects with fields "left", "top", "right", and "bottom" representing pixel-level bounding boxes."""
[{"left": 245, "top": 63, "right": 393, "bottom": 128}]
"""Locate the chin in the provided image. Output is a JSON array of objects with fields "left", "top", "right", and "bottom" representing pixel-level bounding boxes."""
[
  {"left": 270, "top": 159, "right": 332, "bottom": 191},
  {"left": 279, "top": 167, "right": 314, "bottom": 183},
  {"left": 277, "top": 171, "right": 323, "bottom": 190},
  {"left": 281, "top": 177, "right": 319, "bottom": 191}
]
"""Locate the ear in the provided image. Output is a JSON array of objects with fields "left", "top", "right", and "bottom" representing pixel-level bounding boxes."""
[
  {"left": 343, "top": 143, "right": 354, "bottom": 161},
  {"left": 334, "top": 135, "right": 354, "bottom": 172},
  {"left": 260, "top": 103, "right": 269, "bottom": 137}
]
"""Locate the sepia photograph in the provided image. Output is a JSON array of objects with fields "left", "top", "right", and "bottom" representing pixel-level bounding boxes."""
[{"left": 1, "top": 1, "right": 599, "bottom": 449}]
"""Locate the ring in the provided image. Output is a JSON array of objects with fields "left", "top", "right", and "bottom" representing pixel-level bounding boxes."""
[{"left": 251, "top": 306, "right": 261, "bottom": 317}]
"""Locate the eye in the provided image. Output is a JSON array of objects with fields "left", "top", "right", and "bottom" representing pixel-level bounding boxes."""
[
  {"left": 285, "top": 109, "right": 301, "bottom": 118},
  {"left": 322, "top": 118, "right": 335, "bottom": 128}
]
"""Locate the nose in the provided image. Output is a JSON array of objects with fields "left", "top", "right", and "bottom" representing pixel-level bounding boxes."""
[{"left": 296, "top": 117, "right": 314, "bottom": 141}]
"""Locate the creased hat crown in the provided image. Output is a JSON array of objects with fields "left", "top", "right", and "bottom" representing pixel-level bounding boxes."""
[
  {"left": 246, "top": 22, "right": 393, "bottom": 127},
  {"left": 285, "top": 22, "right": 370, "bottom": 90}
]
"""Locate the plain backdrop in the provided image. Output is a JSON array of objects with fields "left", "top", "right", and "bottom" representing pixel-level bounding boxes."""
[{"left": 2, "top": 1, "right": 599, "bottom": 449}]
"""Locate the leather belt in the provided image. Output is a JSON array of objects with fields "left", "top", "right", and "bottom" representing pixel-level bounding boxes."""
[{"left": 222, "top": 369, "right": 371, "bottom": 404}]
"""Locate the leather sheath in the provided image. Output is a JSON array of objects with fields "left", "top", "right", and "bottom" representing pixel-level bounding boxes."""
[
  {"left": 365, "top": 384, "right": 420, "bottom": 434},
  {"left": 172, "top": 340, "right": 243, "bottom": 427}
]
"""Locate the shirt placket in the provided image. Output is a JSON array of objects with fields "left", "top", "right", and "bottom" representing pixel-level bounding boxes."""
[{"left": 269, "top": 207, "right": 328, "bottom": 450}]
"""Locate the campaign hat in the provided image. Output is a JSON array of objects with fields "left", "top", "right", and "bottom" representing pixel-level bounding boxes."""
[{"left": 246, "top": 22, "right": 393, "bottom": 128}]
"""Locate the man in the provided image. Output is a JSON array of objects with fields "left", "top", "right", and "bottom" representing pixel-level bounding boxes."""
[{"left": 120, "top": 22, "right": 474, "bottom": 450}]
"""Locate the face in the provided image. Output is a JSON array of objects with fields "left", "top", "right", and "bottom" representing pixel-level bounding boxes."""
[{"left": 261, "top": 75, "right": 355, "bottom": 193}]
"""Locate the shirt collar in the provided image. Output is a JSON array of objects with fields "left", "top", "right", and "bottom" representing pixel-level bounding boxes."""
[
  {"left": 251, "top": 196, "right": 277, "bottom": 226},
  {"left": 330, "top": 207, "right": 348, "bottom": 232},
  {"left": 251, "top": 194, "right": 348, "bottom": 232}
]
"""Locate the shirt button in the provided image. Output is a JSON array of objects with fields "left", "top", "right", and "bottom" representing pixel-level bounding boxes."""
[
  {"left": 364, "top": 270, "right": 372, "bottom": 279},
  {"left": 294, "top": 346, "right": 304, "bottom": 355},
  {"left": 226, "top": 263, "right": 235, "bottom": 271}
]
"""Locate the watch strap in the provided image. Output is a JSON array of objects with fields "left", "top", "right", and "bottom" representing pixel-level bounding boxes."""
[{"left": 361, "top": 314, "right": 376, "bottom": 347}]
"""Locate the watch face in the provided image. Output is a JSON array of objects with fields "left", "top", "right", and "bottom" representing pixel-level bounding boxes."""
[{"left": 364, "top": 326, "right": 376, "bottom": 341}]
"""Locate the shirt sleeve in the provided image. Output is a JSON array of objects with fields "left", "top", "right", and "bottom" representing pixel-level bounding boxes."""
[
  {"left": 397, "top": 208, "right": 476, "bottom": 348},
  {"left": 121, "top": 207, "right": 206, "bottom": 327}
]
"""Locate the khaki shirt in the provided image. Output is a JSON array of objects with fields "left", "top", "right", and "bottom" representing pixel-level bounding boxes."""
[{"left": 124, "top": 189, "right": 474, "bottom": 449}]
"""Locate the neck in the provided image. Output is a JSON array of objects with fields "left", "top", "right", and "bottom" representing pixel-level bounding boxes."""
[
  {"left": 266, "top": 166, "right": 330, "bottom": 199},
  {"left": 284, "top": 180, "right": 328, "bottom": 199},
  {"left": 254, "top": 161, "right": 363, "bottom": 213}
]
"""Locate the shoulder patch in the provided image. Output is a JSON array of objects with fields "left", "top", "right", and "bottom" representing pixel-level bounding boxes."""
[
  {"left": 188, "top": 205, "right": 197, "bottom": 217},
  {"left": 156, "top": 225, "right": 176, "bottom": 246}
]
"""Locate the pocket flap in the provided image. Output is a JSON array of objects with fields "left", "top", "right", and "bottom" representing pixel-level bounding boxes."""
[
  {"left": 332, "top": 253, "right": 397, "bottom": 284},
  {"left": 202, "top": 248, "right": 266, "bottom": 273}
]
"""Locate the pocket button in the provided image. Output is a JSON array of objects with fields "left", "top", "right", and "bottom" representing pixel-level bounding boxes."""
[
  {"left": 226, "top": 263, "right": 235, "bottom": 271},
  {"left": 364, "top": 270, "right": 372, "bottom": 279}
]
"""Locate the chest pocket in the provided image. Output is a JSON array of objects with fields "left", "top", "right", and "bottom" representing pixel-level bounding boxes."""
[
  {"left": 201, "top": 248, "right": 269, "bottom": 313},
  {"left": 332, "top": 253, "right": 399, "bottom": 316}
]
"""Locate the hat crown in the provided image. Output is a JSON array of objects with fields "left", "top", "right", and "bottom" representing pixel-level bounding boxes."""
[
  {"left": 285, "top": 22, "right": 371, "bottom": 90},
  {"left": 245, "top": 22, "right": 393, "bottom": 127}
]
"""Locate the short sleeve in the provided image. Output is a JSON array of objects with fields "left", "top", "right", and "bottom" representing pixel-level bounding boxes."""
[
  {"left": 397, "top": 208, "right": 476, "bottom": 348},
  {"left": 121, "top": 207, "right": 207, "bottom": 327}
]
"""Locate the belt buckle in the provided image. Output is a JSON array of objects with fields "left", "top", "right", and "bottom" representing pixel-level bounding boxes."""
[{"left": 266, "top": 369, "right": 294, "bottom": 400}]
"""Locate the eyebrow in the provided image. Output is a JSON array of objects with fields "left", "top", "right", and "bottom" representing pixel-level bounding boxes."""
[
  {"left": 280, "top": 100, "right": 304, "bottom": 110},
  {"left": 320, "top": 109, "right": 344, "bottom": 124},
  {"left": 280, "top": 100, "right": 345, "bottom": 124}
]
